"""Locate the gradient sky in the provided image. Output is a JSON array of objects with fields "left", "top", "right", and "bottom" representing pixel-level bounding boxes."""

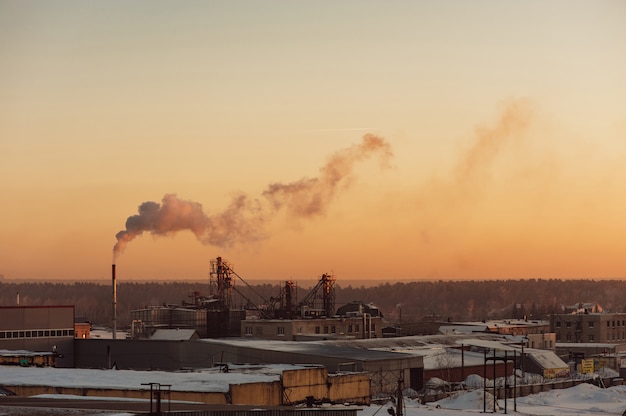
[{"left": 1, "top": 1, "right": 625, "bottom": 281}]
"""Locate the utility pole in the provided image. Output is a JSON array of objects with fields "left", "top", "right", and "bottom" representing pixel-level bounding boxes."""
[{"left": 396, "top": 372, "right": 404, "bottom": 416}]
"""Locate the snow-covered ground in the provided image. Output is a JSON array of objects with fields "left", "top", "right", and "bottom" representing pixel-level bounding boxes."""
[{"left": 364, "top": 383, "right": 626, "bottom": 415}]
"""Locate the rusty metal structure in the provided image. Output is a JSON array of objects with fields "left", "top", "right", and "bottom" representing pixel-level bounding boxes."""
[
  {"left": 209, "top": 257, "right": 336, "bottom": 320},
  {"left": 265, "top": 273, "right": 336, "bottom": 319},
  {"left": 209, "top": 256, "right": 234, "bottom": 309},
  {"left": 298, "top": 273, "right": 336, "bottom": 317},
  {"left": 131, "top": 256, "right": 339, "bottom": 339}
]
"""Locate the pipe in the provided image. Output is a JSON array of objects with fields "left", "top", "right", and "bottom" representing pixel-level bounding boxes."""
[{"left": 112, "top": 264, "right": 117, "bottom": 340}]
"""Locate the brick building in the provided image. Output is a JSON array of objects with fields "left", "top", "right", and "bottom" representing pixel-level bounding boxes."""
[
  {"left": 242, "top": 315, "right": 383, "bottom": 340},
  {"left": 550, "top": 313, "right": 626, "bottom": 343}
]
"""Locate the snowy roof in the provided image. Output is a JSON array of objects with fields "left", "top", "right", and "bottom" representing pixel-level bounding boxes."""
[
  {"left": 525, "top": 348, "right": 568, "bottom": 370},
  {"left": 201, "top": 338, "right": 416, "bottom": 362},
  {"left": 0, "top": 349, "right": 55, "bottom": 357},
  {"left": 150, "top": 328, "right": 197, "bottom": 340},
  {"left": 0, "top": 364, "right": 311, "bottom": 393},
  {"left": 556, "top": 342, "right": 621, "bottom": 348},
  {"left": 419, "top": 348, "right": 485, "bottom": 370},
  {"left": 439, "top": 325, "right": 489, "bottom": 334},
  {"left": 454, "top": 339, "right": 518, "bottom": 351}
]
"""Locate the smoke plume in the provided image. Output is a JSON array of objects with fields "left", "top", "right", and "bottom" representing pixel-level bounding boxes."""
[
  {"left": 263, "top": 134, "right": 392, "bottom": 216},
  {"left": 455, "top": 99, "right": 533, "bottom": 185},
  {"left": 113, "top": 134, "right": 393, "bottom": 260}
]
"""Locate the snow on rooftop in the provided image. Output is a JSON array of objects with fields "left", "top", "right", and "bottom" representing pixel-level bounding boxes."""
[
  {"left": 0, "top": 364, "right": 310, "bottom": 393},
  {"left": 0, "top": 349, "right": 55, "bottom": 357},
  {"left": 149, "top": 328, "right": 197, "bottom": 340},
  {"left": 1, "top": 363, "right": 624, "bottom": 415},
  {"left": 526, "top": 348, "right": 569, "bottom": 370},
  {"left": 455, "top": 338, "right": 518, "bottom": 351},
  {"left": 201, "top": 338, "right": 413, "bottom": 361}
]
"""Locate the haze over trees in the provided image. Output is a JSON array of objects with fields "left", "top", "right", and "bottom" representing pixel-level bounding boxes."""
[{"left": 1, "top": 279, "right": 625, "bottom": 328}]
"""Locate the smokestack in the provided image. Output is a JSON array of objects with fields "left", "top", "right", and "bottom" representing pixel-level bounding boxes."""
[{"left": 112, "top": 264, "right": 117, "bottom": 340}]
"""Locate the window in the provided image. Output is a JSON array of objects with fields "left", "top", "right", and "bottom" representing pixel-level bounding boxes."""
[
  {"left": 315, "top": 326, "right": 320, "bottom": 334},
  {"left": 566, "top": 322, "right": 571, "bottom": 328},
  {"left": 566, "top": 333, "right": 572, "bottom": 341},
  {"left": 355, "top": 325, "right": 360, "bottom": 333},
  {"left": 588, "top": 322, "right": 594, "bottom": 328},
  {"left": 348, "top": 325, "right": 353, "bottom": 333},
  {"left": 44, "top": 330, "right": 50, "bottom": 337},
  {"left": 38, "top": 330, "right": 44, "bottom": 337},
  {"left": 245, "top": 327, "right": 253, "bottom": 335},
  {"left": 323, "top": 326, "right": 329, "bottom": 334},
  {"left": 556, "top": 322, "right": 561, "bottom": 328},
  {"left": 297, "top": 327, "right": 302, "bottom": 334},
  {"left": 277, "top": 326, "right": 285, "bottom": 336},
  {"left": 0, "top": 332, "right": 5, "bottom": 339},
  {"left": 589, "top": 335, "right": 594, "bottom": 341},
  {"left": 608, "top": 321, "right": 611, "bottom": 327},
  {"left": 331, "top": 326, "right": 336, "bottom": 334},
  {"left": 25, "top": 331, "right": 32, "bottom": 338}
]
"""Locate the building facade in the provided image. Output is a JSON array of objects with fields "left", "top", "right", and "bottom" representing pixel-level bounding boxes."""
[
  {"left": 550, "top": 313, "right": 626, "bottom": 343},
  {"left": 242, "top": 315, "right": 383, "bottom": 340},
  {"left": 0, "top": 305, "right": 75, "bottom": 367},
  {"left": 527, "top": 332, "right": 556, "bottom": 351},
  {"left": 130, "top": 306, "right": 245, "bottom": 338}
]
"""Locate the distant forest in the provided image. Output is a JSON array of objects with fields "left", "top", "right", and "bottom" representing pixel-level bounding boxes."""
[{"left": 2, "top": 279, "right": 626, "bottom": 328}]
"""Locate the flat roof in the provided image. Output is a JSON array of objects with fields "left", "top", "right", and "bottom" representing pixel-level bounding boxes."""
[{"left": 201, "top": 338, "right": 419, "bottom": 362}]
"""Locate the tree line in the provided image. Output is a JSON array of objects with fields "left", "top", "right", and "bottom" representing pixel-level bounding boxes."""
[{"left": 1, "top": 279, "right": 626, "bottom": 328}]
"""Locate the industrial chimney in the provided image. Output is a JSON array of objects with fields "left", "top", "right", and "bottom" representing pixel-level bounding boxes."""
[{"left": 112, "top": 264, "right": 117, "bottom": 340}]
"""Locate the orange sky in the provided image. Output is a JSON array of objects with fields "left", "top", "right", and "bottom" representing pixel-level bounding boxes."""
[{"left": 1, "top": 2, "right": 625, "bottom": 281}]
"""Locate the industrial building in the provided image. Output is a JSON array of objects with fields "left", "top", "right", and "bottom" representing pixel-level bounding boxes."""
[
  {"left": 74, "top": 337, "right": 424, "bottom": 396},
  {"left": 129, "top": 257, "right": 385, "bottom": 341},
  {"left": 550, "top": 312, "right": 626, "bottom": 343},
  {"left": 129, "top": 257, "right": 246, "bottom": 338},
  {"left": 0, "top": 305, "right": 75, "bottom": 367},
  {"left": 242, "top": 314, "right": 383, "bottom": 340}
]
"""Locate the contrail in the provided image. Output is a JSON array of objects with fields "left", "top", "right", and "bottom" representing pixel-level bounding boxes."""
[{"left": 112, "top": 134, "right": 393, "bottom": 260}]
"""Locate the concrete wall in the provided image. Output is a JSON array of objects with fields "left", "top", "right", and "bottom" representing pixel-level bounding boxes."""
[
  {"left": 5, "top": 368, "right": 370, "bottom": 406},
  {"left": 363, "top": 357, "right": 423, "bottom": 396},
  {"left": 328, "top": 373, "right": 370, "bottom": 405},
  {"left": 229, "top": 381, "right": 283, "bottom": 406},
  {"left": 424, "top": 362, "right": 513, "bottom": 383},
  {"left": 282, "top": 367, "right": 329, "bottom": 404}
]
